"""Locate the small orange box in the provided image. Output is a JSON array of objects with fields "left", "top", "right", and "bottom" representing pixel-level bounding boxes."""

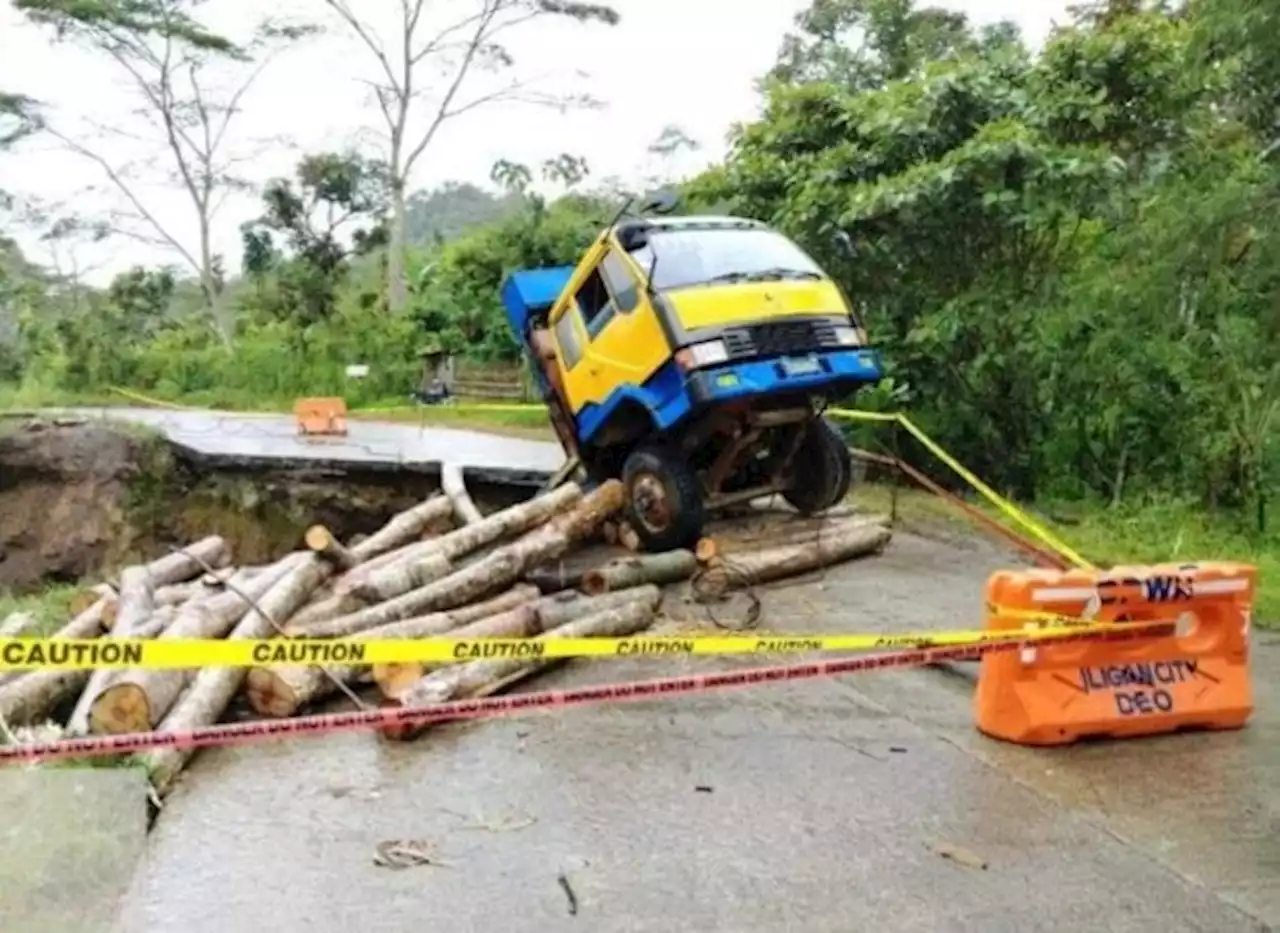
[
  {"left": 294, "top": 397, "right": 348, "bottom": 436},
  {"left": 974, "top": 561, "right": 1255, "bottom": 746}
]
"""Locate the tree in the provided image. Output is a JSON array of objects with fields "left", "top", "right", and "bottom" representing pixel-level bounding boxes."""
[
  {"left": 241, "top": 151, "right": 391, "bottom": 324},
  {"left": 15, "top": 0, "right": 316, "bottom": 341},
  {"left": 768, "top": 0, "right": 1000, "bottom": 91},
  {"left": 317, "top": 0, "right": 620, "bottom": 315}
]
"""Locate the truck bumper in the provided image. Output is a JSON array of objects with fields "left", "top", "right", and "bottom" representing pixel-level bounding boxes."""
[{"left": 684, "top": 348, "right": 883, "bottom": 406}]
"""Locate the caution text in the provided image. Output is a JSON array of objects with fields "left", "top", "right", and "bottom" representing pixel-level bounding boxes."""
[
  {"left": 1, "top": 640, "right": 144, "bottom": 668},
  {"left": 252, "top": 642, "right": 367, "bottom": 665}
]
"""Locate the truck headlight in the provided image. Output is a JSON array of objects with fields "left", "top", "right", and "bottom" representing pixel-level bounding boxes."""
[
  {"left": 833, "top": 324, "right": 864, "bottom": 347},
  {"left": 676, "top": 339, "right": 729, "bottom": 370}
]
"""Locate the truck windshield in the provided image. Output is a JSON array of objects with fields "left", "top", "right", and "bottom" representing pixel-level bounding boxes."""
[{"left": 630, "top": 227, "right": 826, "bottom": 291}]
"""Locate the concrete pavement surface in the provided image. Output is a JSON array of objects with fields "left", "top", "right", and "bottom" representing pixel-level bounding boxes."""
[
  {"left": 54, "top": 406, "right": 566, "bottom": 484},
  {"left": 107, "top": 530, "right": 1279, "bottom": 933}
]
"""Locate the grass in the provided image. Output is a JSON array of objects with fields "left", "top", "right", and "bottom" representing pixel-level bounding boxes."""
[{"left": 0, "top": 584, "right": 89, "bottom": 636}]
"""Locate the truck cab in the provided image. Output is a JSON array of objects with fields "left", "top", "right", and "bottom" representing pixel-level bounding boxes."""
[{"left": 502, "top": 200, "right": 883, "bottom": 550}]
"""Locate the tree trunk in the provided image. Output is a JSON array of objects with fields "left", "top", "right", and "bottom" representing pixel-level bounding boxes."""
[
  {"left": 347, "top": 495, "right": 454, "bottom": 560},
  {"left": 64, "top": 565, "right": 156, "bottom": 735},
  {"left": 0, "top": 612, "right": 37, "bottom": 637},
  {"left": 618, "top": 523, "right": 641, "bottom": 552},
  {"left": 532, "top": 584, "right": 663, "bottom": 630},
  {"left": 87, "top": 554, "right": 307, "bottom": 734},
  {"left": 305, "top": 525, "right": 357, "bottom": 570},
  {"left": 0, "top": 596, "right": 111, "bottom": 725},
  {"left": 300, "top": 482, "right": 623, "bottom": 638},
  {"left": 376, "top": 582, "right": 665, "bottom": 700},
  {"left": 139, "top": 536, "right": 231, "bottom": 585},
  {"left": 65, "top": 603, "right": 177, "bottom": 736},
  {"left": 136, "top": 554, "right": 342, "bottom": 798},
  {"left": 244, "top": 584, "right": 541, "bottom": 717},
  {"left": 441, "top": 463, "right": 483, "bottom": 525},
  {"left": 581, "top": 551, "right": 697, "bottom": 596},
  {"left": 372, "top": 604, "right": 542, "bottom": 700},
  {"left": 697, "top": 520, "right": 892, "bottom": 595},
  {"left": 114, "top": 565, "right": 156, "bottom": 634},
  {"left": 338, "top": 482, "right": 584, "bottom": 606},
  {"left": 382, "top": 597, "right": 657, "bottom": 741},
  {"left": 524, "top": 563, "right": 585, "bottom": 594},
  {"left": 387, "top": 177, "right": 409, "bottom": 314},
  {"left": 273, "top": 497, "right": 459, "bottom": 629}
]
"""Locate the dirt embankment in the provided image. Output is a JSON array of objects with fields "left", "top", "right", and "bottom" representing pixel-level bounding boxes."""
[{"left": 0, "top": 418, "right": 488, "bottom": 592}]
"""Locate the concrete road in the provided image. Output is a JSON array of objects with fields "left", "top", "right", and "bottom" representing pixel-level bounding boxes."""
[
  {"left": 107, "top": 530, "right": 1279, "bottom": 933},
  {"left": 54, "top": 406, "right": 565, "bottom": 485}
]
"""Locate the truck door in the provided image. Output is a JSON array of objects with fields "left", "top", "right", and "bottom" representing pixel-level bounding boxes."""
[{"left": 573, "top": 247, "right": 669, "bottom": 407}]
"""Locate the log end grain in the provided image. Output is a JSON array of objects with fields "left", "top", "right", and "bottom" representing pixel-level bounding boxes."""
[
  {"left": 244, "top": 667, "right": 299, "bottom": 718},
  {"left": 88, "top": 682, "right": 152, "bottom": 735},
  {"left": 371, "top": 662, "right": 424, "bottom": 701},
  {"left": 618, "top": 523, "right": 641, "bottom": 552},
  {"left": 695, "top": 537, "right": 719, "bottom": 564}
]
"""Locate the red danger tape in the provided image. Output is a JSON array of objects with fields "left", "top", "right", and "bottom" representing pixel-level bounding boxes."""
[{"left": 0, "top": 626, "right": 1161, "bottom": 764}]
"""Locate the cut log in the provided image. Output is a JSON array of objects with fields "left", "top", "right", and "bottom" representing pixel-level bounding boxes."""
[
  {"left": 376, "top": 583, "right": 665, "bottom": 696},
  {"left": 372, "top": 604, "right": 542, "bottom": 700},
  {"left": 68, "top": 584, "right": 112, "bottom": 618},
  {"left": 0, "top": 612, "right": 37, "bottom": 638},
  {"left": 87, "top": 554, "right": 306, "bottom": 734},
  {"left": 348, "top": 495, "right": 455, "bottom": 559},
  {"left": 524, "top": 562, "right": 585, "bottom": 594},
  {"left": 339, "top": 482, "right": 584, "bottom": 606},
  {"left": 94, "top": 499, "right": 466, "bottom": 738},
  {"left": 346, "top": 551, "right": 453, "bottom": 605},
  {"left": 382, "top": 597, "right": 657, "bottom": 741},
  {"left": 305, "top": 525, "right": 357, "bottom": 570},
  {"left": 300, "top": 481, "right": 623, "bottom": 639},
  {"left": 137, "top": 554, "right": 342, "bottom": 798},
  {"left": 441, "top": 463, "right": 483, "bottom": 525},
  {"left": 695, "top": 537, "right": 719, "bottom": 564},
  {"left": 618, "top": 522, "right": 641, "bottom": 552},
  {"left": 114, "top": 565, "right": 155, "bottom": 634},
  {"left": 245, "top": 584, "right": 541, "bottom": 718},
  {"left": 65, "top": 603, "right": 177, "bottom": 736},
  {"left": 0, "top": 597, "right": 111, "bottom": 725},
  {"left": 65, "top": 565, "right": 156, "bottom": 735},
  {"left": 532, "top": 584, "right": 663, "bottom": 630},
  {"left": 602, "top": 521, "right": 619, "bottom": 545},
  {"left": 696, "top": 519, "right": 892, "bottom": 596},
  {"left": 580, "top": 551, "right": 697, "bottom": 596}
]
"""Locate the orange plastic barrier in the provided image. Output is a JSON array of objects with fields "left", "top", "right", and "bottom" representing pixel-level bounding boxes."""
[
  {"left": 293, "top": 397, "right": 348, "bottom": 436},
  {"left": 974, "top": 561, "right": 1255, "bottom": 746}
]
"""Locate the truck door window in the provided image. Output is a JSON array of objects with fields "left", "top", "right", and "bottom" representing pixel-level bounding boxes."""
[
  {"left": 599, "top": 250, "right": 638, "bottom": 313},
  {"left": 554, "top": 307, "right": 584, "bottom": 370},
  {"left": 575, "top": 266, "right": 616, "bottom": 337}
]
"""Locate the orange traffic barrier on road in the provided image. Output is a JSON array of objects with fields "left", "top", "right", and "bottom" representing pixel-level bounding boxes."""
[
  {"left": 294, "top": 397, "right": 348, "bottom": 436},
  {"left": 974, "top": 561, "right": 1255, "bottom": 746}
]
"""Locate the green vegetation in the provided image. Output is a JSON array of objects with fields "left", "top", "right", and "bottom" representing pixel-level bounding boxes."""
[{"left": 0, "top": 0, "right": 1275, "bottom": 618}]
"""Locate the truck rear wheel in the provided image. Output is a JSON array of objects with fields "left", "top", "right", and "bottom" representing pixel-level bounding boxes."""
[
  {"left": 622, "top": 442, "right": 704, "bottom": 552},
  {"left": 783, "top": 417, "right": 852, "bottom": 514}
]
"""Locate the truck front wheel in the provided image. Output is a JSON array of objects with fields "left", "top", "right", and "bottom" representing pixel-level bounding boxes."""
[
  {"left": 783, "top": 417, "right": 852, "bottom": 514},
  {"left": 622, "top": 442, "right": 704, "bottom": 552}
]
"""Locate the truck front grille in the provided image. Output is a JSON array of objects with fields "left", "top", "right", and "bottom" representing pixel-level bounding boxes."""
[{"left": 721, "top": 318, "right": 841, "bottom": 360}]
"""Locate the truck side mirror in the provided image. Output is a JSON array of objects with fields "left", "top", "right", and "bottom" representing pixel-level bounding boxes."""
[{"left": 640, "top": 191, "right": 679, "bottom": 215}]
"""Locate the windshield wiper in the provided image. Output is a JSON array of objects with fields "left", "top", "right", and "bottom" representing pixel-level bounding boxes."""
[{"left": 745, "top": 267, "right": 823, "bottom": 281}]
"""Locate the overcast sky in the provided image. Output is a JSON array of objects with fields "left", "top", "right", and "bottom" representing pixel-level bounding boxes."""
[{"left": 0, "top": 0, "right": 1072, "bottom": 283}]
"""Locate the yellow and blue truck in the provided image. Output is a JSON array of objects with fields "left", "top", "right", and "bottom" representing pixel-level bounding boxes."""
[{"left": 501, "top": 195, "right": 884, "bottom": 551}]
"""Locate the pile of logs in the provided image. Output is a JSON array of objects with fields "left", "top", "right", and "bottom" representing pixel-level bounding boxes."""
[{"left": 0, "top": 473, "right": 892, "bottom": 799}]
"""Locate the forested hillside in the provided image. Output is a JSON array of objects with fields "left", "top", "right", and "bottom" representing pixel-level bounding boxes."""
[{"left": 0, "top": 0, "right": 1276, "bottom": 533}]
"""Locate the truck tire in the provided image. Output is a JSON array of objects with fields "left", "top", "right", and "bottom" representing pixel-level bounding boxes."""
[
  {"left": 622, "top": 442, "right": 704, "bottom": 552},
  {"left": 783, "top": 417, "right": 852, "bottom": 514}
]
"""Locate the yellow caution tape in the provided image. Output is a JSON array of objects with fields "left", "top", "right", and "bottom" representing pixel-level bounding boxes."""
[
  {"left": 827, "top": 408, "right": 1095, "bottom": 571},
  {"left": 0, "top": 622, "right": 1160, "bottom": 671},
  {"left": 106, "top": 386, "right": 200, "bottom": 410}
]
